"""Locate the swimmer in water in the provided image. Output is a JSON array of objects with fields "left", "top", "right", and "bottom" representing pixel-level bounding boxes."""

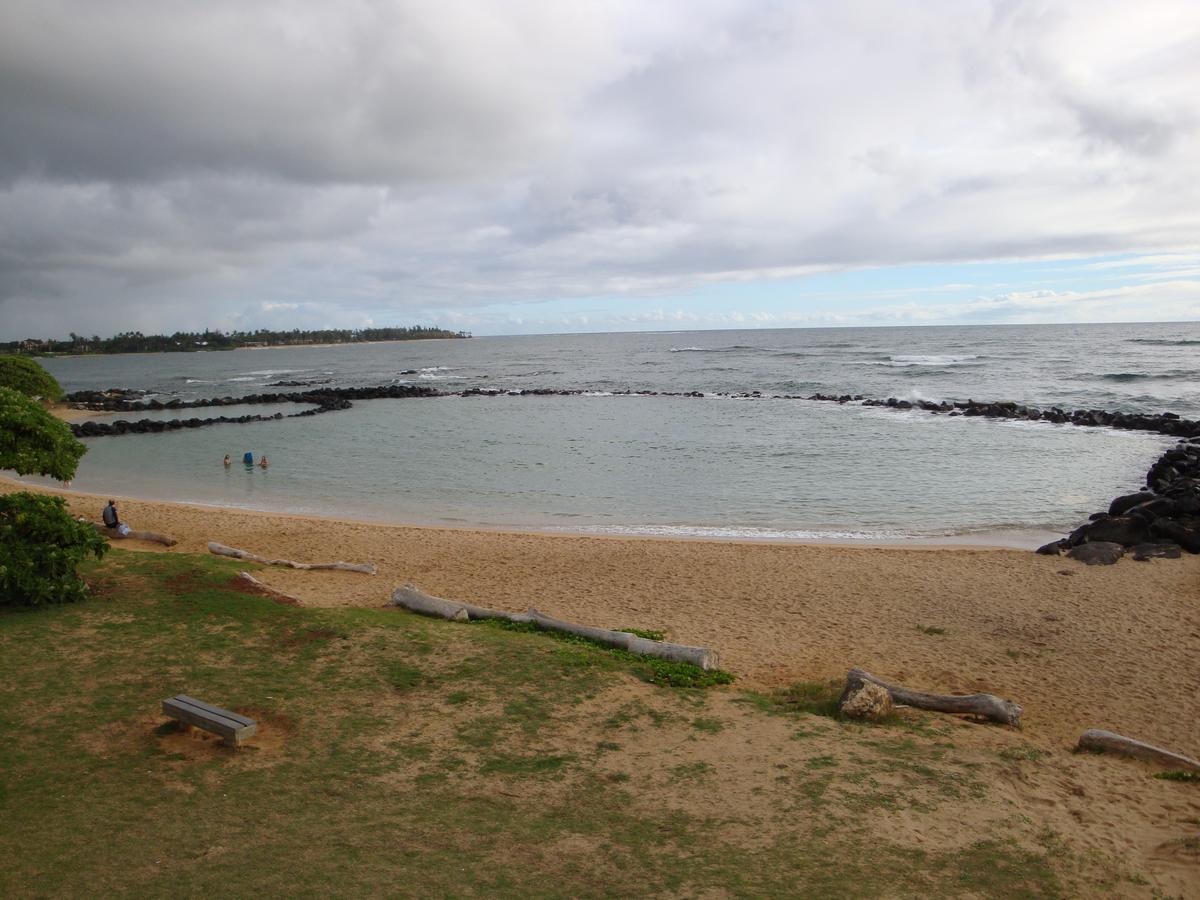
[
  {"left": 223, "top": 454, "right": 231, "bottom": 467},
  {"left": 259, "top": 455, "right": 269, "bottom": 468}
]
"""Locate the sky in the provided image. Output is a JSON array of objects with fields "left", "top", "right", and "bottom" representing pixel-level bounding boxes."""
[{"left": 1, "top": 0, "right": 1199, "bottom": 339}]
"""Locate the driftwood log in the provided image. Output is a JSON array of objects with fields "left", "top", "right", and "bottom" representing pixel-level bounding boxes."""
[
  {"left": 236, "top": 571, "right": 303, "bottom": 606},
  {"left": 208, "top": 541, "right": 376, "bottom": 574},
  {"left": 841, "top": 668, "right": 1023, "bottom": 727},
  {"left": 389, "top": 583, "right": 720, "bottom": 670},
  {"left": 93, "top": 523, "right": 177, "bottom": 547},
  {"left": 1076, "top": 729, "right": 1200, "bottom": 771}
]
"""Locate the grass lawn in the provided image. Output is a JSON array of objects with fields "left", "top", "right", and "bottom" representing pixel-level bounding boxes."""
[{"left": 0, "top": 549, "right": 1129, "bottom": 897}]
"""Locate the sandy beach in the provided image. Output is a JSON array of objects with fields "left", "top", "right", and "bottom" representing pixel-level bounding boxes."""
[{"left": 8, "top": 475, "right": 1198, "bottom": 753}]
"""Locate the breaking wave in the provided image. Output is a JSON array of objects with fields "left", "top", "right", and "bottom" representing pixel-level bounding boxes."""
[{"left": 877, "top": 354, "right": 980, "bottom": 367}]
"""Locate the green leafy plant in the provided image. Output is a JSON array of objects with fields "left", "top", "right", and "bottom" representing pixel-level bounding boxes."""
[
  {"left": 618, "top": 627, "right": 667, "bottom": 641},
  {"left": 0, "top": 493, "right": 108, "bottom": 606},
  {"left": 0, "top": 387, "right": 86, "bottom": 480},
  {"left": 0, "top": 356, "right": 63, "bottom": 402}
]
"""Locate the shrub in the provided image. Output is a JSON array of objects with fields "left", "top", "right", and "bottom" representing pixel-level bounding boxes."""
[
  {"left": 0, "top": 386, "right": 86, "bottom": 481},
  {"left": 0, "top": 356, "right": 63, "bottom": 402},
  {"left": 0, "top": 492, "right": 108, "bottom": 606}
]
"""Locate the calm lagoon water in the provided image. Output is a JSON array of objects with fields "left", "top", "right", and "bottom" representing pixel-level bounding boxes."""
[{"left": 30, "top": 322, "right": 1198, "bottom": 544}]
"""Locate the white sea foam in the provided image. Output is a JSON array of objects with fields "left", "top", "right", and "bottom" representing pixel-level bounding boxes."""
[
  {"left": 880, "top": 354, "right": 979, "bottom": 367},
  {"left": 556, "top": 524, "right": 922, "bottom": 542}
]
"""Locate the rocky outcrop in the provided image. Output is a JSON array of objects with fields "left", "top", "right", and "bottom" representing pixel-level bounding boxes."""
[
  {"left": 1129, "top": 542, "right": 1183, "bottom": 561},
  {"left": 66, "top": 384, "right": 440, "bottom": 437},
  {"left": 1066, "top": 542, "right": 1126, "bottom": 565},
  {"left": 1052, "top": 437, "right": 1200, "bottom": 562}
]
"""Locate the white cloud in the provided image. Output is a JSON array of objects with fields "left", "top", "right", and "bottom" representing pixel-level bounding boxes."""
[{"left": 1, "top": 0, "right": 1199, "bottom": 336}]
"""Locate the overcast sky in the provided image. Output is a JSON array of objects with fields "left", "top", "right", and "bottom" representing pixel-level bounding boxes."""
[{"left": 2, "top": 0, "right": 1199, "bottom": 338}]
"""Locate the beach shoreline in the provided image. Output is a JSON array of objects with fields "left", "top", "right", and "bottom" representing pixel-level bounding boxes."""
[
  {"left": 4, "top": 473, "right": 1197, "bottom": 750},
  {"left": 4, "top": 471, "right": 1060, "bottom": 551}
]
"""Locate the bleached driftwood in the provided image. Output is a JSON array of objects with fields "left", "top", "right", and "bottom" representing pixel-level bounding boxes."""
[
  {"left": 389, "top": 583, "right": 530, "bottom": 623},
  {"left": 842, "top": 668, "right": 1023, "bottom": 727},
  {"left": 236, "top": 571, "right": 303, "bottom": 606},
  {"left": 526, "top": 607, "right": 719, "bottom": 670},
  {"left": 389, "top": 583, "right": 720, "bottom": 670},
  {"left": 93, "top": 523, "right": 177, "bottom": 547},
  {"left": 1076, "top": 729, "right": 1200, "bottom": 771},
  {"left": 208, "top": 541, "right": 376, "bottom": 574}
]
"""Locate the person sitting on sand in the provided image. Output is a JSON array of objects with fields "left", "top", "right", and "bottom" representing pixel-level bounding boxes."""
[
  {"left": 259, "top": 454, "right": 269, "bottom": 468},
  {"left": 101, "top": 500, "right": 131, "bottom": 536},
  {"left": 223, "top": 454, "right": 231, "bottom": 467}
]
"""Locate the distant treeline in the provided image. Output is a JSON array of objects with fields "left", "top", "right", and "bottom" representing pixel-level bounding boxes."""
[{"left": 3, "top": 326, "right": 471, "bottom": 355}]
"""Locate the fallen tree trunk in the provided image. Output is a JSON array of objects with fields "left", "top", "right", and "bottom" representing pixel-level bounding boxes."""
[
  {"left": 236, "top": 572, "right": 303, "bottom": 606},
  {"left": 93, "top": 523, "right": 177, "bottom": 547},
  {"left": 1076, "top": 729, "right": 1200, "bottom": 771},
  {"left": 389, "top": 583, "right": 531, "bottom": 623},
  {"left": 208, "top": 541, "right": 376, "bottom": 574},
  {"left": 389, "top": 584, "right": 720, "bottom": 670},
  {"left": 526, "top": 607, "right": 719, "bottom": 670},
  {"left": 842, "top": 668, "right": 1023, "bottom": 727}
]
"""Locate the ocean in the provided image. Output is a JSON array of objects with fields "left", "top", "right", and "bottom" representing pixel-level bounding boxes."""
[{"left": 32, "top": 322, "right": 1200, "bottom": 545}]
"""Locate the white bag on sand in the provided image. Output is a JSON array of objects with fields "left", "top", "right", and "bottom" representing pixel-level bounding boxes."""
[{"left": 117, "top": 523, "right": 131, "bottom": 536}]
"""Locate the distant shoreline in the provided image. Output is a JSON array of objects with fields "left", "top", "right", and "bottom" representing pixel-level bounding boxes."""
[{"left": 23, "top": 335, "right": 469, "bottom": 360}]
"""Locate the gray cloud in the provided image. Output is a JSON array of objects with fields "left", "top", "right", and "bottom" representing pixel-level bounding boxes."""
[{"left": 1, "top": 0, "right": 1199, "bottom": 337}]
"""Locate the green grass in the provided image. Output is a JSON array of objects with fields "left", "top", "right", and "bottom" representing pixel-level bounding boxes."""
[
  {"left": 745, "top": 679, "right": 845, "bottom": 719},
  {"left": 0, "top": 548, "right": 1097, "bottom": 897},
  {"left": 1153, "top": 770, "right": 1200, "bottom": 783},
  {"left": 916, "top": 624, "right": 948, "bottom": 636},
  {"left": 471, "top": 617, "right": 734, "bottom": 687},
  {"left": 998, "top": 746, "right": 1047, "bottom": 763}
]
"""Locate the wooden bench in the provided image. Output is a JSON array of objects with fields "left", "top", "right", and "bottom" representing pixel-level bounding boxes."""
[{"left": 161, "top": 695, "right": 257, "bottom": 747}]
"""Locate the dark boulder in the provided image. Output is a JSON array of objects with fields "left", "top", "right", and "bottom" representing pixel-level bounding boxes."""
[
  {"left": 1150, "top": 517, "right": 1200, "bottom": 554},
  {"left": 1125, "top": 497, "right": 1178, "bottom": 521},
  {"left": 1073, "top": 516, "right": 1149, "bottom": 547},
  {"left": 1130, "top": 542, "right": 1183, "bottom": 561},
  {"left": 1108, "top": 492, "right": 1156, "bottom": 516},
  {"left": 1035, "top": 540, "right": 1065, "bottom": 556},
  {"left": 1066, "top": 542, "right": 1125, "bottom": 565}
]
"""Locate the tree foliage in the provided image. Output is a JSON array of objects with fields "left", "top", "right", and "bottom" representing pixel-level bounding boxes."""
[
  {"left": 0, "top": 387, "right": 87, "bottom": 481},
  {"left": 0, "top": 355, "right": 63, "bottom": 402},
  {"left": 2, "top": 326, "right": 470, "bottom": 355},
  {"left": 0, "top": 492, "right": 108, "bottom": 606}
]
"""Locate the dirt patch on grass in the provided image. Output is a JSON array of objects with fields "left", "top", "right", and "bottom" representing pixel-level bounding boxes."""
[
  {"left": 162, "top": 571, "right": 209, "bottom": 596},
  {"left": 223, "top": 574, "right": 301, "bottom": 606},
  {"left": 152, "top": 708, "right": 292, "bottom": 761},
  {"left": 279, "top": 628, "right": 341, "bottom": 649}
]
